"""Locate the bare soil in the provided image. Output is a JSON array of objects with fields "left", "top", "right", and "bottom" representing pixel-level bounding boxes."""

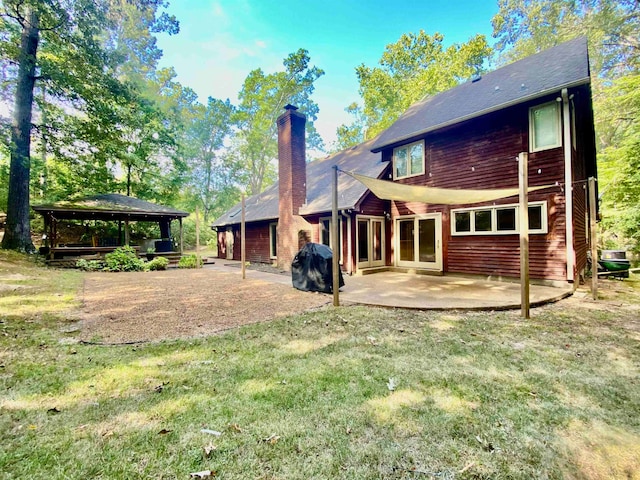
[{"left": 78, "top": 268, "right": 331, "bottom": 344}]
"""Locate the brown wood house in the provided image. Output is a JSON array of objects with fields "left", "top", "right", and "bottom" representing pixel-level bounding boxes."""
[{"left": 213, "top": 37, "right": 597, "bottom": 284}]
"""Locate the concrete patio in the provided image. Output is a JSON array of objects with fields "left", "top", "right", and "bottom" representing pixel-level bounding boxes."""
[{"left": 206, "top": 260, "right": 573, "bottom": 311}]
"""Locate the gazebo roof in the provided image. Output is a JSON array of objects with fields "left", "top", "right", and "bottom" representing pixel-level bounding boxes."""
[{"left": 33, "top": 194, "right": 189, "bottom": 222}]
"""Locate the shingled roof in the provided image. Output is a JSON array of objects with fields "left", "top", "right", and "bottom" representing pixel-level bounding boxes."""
[
  {"left": 33, "top": 194, "right": 188, "bottom": 221},
  {"left": 371, "top": 36, "right": 590, "bottom": 152},
  {"left": 212, "top": 138, "right": 388, "bottom": 227}
]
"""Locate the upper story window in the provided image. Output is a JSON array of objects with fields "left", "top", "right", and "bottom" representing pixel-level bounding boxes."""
[
  {"left": 393, "top": 140, "right": 424, "bottom": 179},
  {"left": 529, "top": 101, "right": 561, "bottom": 152}
]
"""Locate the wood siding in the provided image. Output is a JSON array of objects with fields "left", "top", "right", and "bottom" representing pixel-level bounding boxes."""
[{"left": 385, "top": 96, "right": 573, "bottom": 281}]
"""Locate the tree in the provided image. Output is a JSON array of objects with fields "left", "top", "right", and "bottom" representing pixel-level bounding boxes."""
[
  {"left": 491, "top": 0, "right": 640, "bottom": 252},
  {"left": 235, "top": 49, "right": 324, "bottom": 195},
  {"left": 185, "top": 96, "right": 236, "bottom": 222},
  {"left": 336, "top": 31, "right": 492, "bottom": 147},
  {"left": 0, "top": 0, "right": 179, "bottom": 251},
  {"left": 1, "top": 1, "right": 43, "bottom": 251}
]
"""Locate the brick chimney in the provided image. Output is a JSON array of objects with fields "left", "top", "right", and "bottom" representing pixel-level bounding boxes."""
[{"left": 277, "top": 104, "right": 311, "bottom": 270}]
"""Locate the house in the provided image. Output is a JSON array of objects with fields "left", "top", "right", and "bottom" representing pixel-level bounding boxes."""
[{"left": 213, "top": 37, "right": 597, "bottom": 284}]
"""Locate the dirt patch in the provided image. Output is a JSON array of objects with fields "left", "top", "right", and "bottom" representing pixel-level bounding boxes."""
[{"left": 78, "top": 269, "right": 331, "bottom": 344}]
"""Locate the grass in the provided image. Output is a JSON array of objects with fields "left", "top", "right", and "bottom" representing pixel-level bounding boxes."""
[{"left": 1, "top": 252, "right": 639, "bottom": 479}]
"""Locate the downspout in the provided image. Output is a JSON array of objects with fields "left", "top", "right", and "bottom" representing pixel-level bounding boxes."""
[
  {"left": 341, "top": 211, "right": 352, "bottom": 275},
  {"left": 562, "top": 88, "right": 575, "bottom": 282}
]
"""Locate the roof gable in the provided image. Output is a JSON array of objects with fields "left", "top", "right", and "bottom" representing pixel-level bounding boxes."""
[
  {"left": 212, "top": 138, "right": 387, "bottom": 227},
  {"left": 371, "top": 36, "right": 590, "bottom": 152}
]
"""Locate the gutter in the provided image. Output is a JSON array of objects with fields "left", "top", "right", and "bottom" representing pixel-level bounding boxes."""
[{"left": 562, "top": 88, "right": 575, "bottom": 281}]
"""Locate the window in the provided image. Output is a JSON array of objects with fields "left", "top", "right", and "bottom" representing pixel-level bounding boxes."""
[
  {"left": 269, "top": 222, "right": 277, "bottom": 259},
  {"left": 451, "top": 202, "right": 548, "bottom": 235},
  {"left": 393, "top": 140, "right": 424, "bottom": 179},
  {"left": 529, "top": 102, "right": 561, "bottom": 152},
  {"left": 319, "top": 217, "right": 342, "bottom": 261}
]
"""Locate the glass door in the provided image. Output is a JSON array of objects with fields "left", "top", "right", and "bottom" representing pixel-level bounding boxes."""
[
  {"left": 357, "top": 216, "right": 385, "bottom": 269},
  {"left": 396, "top": 214, "right": 442, "bottom": 270}
]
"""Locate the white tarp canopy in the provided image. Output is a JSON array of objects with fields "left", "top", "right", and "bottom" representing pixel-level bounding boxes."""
[{"left": 344, "top": 171, "right": 554, "bottom": 205}]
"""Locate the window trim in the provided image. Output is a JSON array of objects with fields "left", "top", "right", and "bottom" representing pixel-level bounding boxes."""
[
  {"left": 269, "top": 222, "right": 277, "bottom": 259},
  {"left": 393, "top": 140, "right": 425, "bottom": 180},
  {"left": 529, "top": 101, "right": 562, "bottom": 153},
  {"left": 451, "top": 201, "right": 548, "bottom": 236},
  {"left": 319, "top": 216, "right": 343, "bottom": 262}
]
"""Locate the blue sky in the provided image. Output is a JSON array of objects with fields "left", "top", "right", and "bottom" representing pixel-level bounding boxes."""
[{"left": 156, "top": 0, "right": 499, "bottom": 148}]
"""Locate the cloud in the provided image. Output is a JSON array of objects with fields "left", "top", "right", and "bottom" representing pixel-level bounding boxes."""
[{"left": 255, "top": 40, "right": 267, "bottom": 49}]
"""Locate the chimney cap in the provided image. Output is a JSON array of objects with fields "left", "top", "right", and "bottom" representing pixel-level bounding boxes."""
[{"left": 284, "top": 104, "right": 298, "bottom": 111}]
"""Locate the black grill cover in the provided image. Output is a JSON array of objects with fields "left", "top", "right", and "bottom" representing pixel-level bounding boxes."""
[{"left": 291, "top": 243, "right": 345, "bottom": 293}]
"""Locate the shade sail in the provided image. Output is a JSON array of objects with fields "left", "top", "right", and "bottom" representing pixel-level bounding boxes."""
[{"left": 345, "top": 171, "right": 554, "bottom": 205}]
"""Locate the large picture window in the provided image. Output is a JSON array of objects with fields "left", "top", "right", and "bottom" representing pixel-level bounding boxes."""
[
  {"left": 529, "top": 102, "right": 561, "bottom": 152},
  {"left": 451, "top": 202, "right": 548, "bottom": 236},
  {"left": 393, "top": 140, "right": 424, "bottom": 179}
]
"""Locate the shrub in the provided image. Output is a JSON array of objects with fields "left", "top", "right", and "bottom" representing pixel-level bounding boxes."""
[
  {"left": 146, "top": 256, "right": 169, "bottom": 271},
  {"left": 104, "top": 246, "right": 145, "bottom": 272},
  {"left": 76, "top": 259, "right": 105, "bottom": 271},
  {"left": 178, "top": 254, "right": 203, "bottom": 269}
]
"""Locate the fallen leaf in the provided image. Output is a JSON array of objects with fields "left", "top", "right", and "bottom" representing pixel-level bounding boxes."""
[
  {"left": 228, "top": 423, "right": 242, "bottom": 433},
  {"left": 158, "top": 429, "right": 172, "bottom": 435},
  {"left": 28, "top": 424, "right": 37, "bottom": 430},
  {"left": 387, "top": 378, "right": 397, "bottom": 391},
  {"left": 203, "top": 443, "right": 217, "bottom": 458},
  {"left": 154, "top": 381, "right": 169, "bottom": 393},
  {"left": 190, "top": 470, "right": 215, "bottom": 478},
  {"left": 47, "top": 407, "right": 61, "bottom": 414},
  {"left": 263, "top": 433, "right": 280, "bottom": 444}
]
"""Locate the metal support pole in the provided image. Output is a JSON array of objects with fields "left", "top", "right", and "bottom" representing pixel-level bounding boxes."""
[
  {"left": 332, "top": 166, "right": 340, "bottom": 307},
  {"left": 519, "top": 152, "right": 530, "bottom": 319},
  {"left": 589, "top": 177, "right": 598, "bottom": 300}
]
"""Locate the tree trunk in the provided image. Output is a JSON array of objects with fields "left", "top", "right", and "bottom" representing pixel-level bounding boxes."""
[{"left": 2, "top": 9, "right": 40, "bottom": 252}]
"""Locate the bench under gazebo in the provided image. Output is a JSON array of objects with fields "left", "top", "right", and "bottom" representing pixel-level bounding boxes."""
[{"left": 33, "top": 194, "right": 189, "bottom": 266}]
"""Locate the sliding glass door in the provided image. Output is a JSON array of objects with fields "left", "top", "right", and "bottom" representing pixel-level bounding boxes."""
[{"left": 396, "top": 214, "right": 442, "bottom": 270}]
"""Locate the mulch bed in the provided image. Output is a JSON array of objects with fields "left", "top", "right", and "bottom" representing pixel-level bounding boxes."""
[{"left": 78, "top": 269, "right": 331, "bottom": 344}]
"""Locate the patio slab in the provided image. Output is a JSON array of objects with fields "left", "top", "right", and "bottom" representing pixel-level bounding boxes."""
[{"left": 206, "top": 260, "right": 573, "bottom": 311}]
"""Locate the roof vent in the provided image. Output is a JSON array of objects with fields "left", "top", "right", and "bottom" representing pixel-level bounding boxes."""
[{"left": 471, "top": 75, "right": 482, "bottom": 83}]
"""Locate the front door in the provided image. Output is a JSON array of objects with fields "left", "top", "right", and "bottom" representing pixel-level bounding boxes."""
[
  {"left": 357, "top": 216, "right": 385, "bottom": 269},
  {"left": 225, "top": 227, "right": 234, "bottom": 260},
  {"left": 396, "top": 213, "right": 442, "bottom": 270}
]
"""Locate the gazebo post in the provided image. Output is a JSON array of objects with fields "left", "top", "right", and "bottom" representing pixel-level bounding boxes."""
[
  {"left": 179, "top": 218, "right": 184, "bottom": 254},
  {"left": 124, "top": 220, "right": 130, "bottom": 246}
]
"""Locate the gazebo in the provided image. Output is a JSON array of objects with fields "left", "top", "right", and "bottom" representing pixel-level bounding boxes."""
[{"left": 33, "top": 194, "right": 189, "bottom": 263}]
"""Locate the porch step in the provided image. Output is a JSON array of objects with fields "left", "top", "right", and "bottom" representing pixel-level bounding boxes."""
[
  {"left": 389, "top": 267, "right": 444, "bottom": 276},
  {"left": 356, "top": 267, "right": 390, "bottom": 276}
]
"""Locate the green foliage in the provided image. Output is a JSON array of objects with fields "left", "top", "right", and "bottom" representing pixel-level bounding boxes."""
[
  {"left": 182, "top": 97, "right": 238, "bottom": 222},
  {"left": 176, "top": 214, "right": 217, "bottom": 250},
  {"left": 104, "top": 246, "right": 145, "bottom": 272},
  {"left": 336, "top": 31, "right": 491, "bottom": 145},
  {"left": 75, "top": 258, "right": 106, "bottom": 271},
  {"left": 145, "top": 256, "right": 168, "bottom": 271},
  {"left": 235, "top": 49, "right": 324, "bottom": 194},
  {"left": 177, "top": 253, "right": 202, "bottom": 269}
]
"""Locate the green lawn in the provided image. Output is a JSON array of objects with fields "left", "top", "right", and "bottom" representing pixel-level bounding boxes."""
[{"left": 1, "top": 251, "right": 639, "bottom": 479}]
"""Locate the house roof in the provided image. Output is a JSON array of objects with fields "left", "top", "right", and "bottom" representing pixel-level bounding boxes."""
[
  {"left": 212, "top": 138, "right": 388, "bottom": 227},
  {"left": 32, "top": 194, "right": 189, "bottom": 221},
  {"left": 371, "top": 36, "right": 590, "bottom": 152}
]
